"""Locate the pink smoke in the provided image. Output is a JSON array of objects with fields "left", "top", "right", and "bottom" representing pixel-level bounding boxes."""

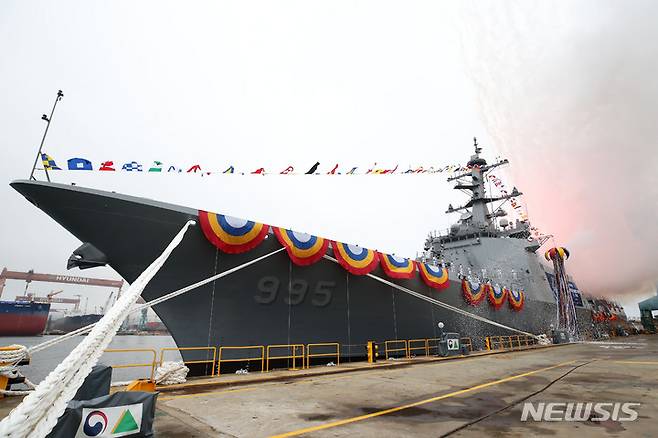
[{"left": 460, "top": 1, "right": 658, "bottom": 298}]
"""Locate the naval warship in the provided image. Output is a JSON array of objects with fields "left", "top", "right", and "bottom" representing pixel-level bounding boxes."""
[{"left": 11, "top": 142, "right": 591, "bottom": 368}]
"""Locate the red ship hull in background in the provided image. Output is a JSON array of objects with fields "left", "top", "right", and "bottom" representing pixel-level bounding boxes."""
[
  {"left": 0, "top": 301, "right": 50, "bottom": 336},
  {"left": 0, "top": 268, "right": 124, "bottom": 336}
]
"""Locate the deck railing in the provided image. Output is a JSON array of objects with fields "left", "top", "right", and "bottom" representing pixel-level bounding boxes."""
[
  {"left": 217, "top": 345, "right": 265, "bottom": 375},
  {"left": 103, "top": 348, "right": 157, "bottom": 380},
  {"left": 160, "top": 346, "right": 217, "bottom": 377},
  {"left": 306, "top": 343, "right": 340, "bottom": 369},
  {"left": 265, "top": 344, "right": 305, "bottom": 372},
  {"left": 485, "top": 335, "right": 537, "bottom": 350}
]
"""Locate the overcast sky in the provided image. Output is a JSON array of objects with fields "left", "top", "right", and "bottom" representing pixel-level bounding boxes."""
[{"left": 1, "top": 1, "right": 656, "bottom": 318}]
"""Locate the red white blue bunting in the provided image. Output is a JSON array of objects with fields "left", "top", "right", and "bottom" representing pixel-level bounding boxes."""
[
  {"left": 488, "top": 284, "right": 508, "bottom": 310},
  {"left": 198, "top": 210, "right": 269, "bottom": 254},
  {"left": 332, "top": 242, "right": 380, "bottom": 275},
  {"left": 418, "top": 263, "right": 450, "bottom": 290},
  {"left": 508, "top": 289, "right": 525, "bottom": 311},
  {"left": 273, "top": 227, "right": 328, "bottom": 266},
  {"left": 379, "top": 254, "right": 416, "bottom": 279},
  {"left": 461, "top": 278, "right": 486, "bottom": 305}
]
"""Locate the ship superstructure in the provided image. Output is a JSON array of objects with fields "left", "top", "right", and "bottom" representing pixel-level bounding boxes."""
[{"left": 422, "top": 140, "right": 558, "bottom": 306}]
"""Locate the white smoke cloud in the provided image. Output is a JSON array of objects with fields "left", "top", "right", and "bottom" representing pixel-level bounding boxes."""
[{"left": 459, "top": 1, "right": 658, "bottom": 299}]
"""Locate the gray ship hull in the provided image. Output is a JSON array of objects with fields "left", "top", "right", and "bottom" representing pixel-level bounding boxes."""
[
  {"left": 47, "top": 314, "right": 103, "bottom": 334},
  {"left": 11, "top": 180, "right": 585, "bottom": 369}
]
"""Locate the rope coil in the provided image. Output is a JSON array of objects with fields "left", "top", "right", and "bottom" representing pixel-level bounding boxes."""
[
  {"left": 0, "top": 345, "right": 35, "bottom": 397},
  {"left": 154, "top": 361, "right": 189, "bottom": 385}
]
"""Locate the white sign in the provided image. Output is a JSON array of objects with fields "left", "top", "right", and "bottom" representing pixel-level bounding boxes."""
[
  {"left": 76, "top": 403, "right": 142, "bottom": 437},
  {"left": 447, "top": 338, "right": 460, "bottom": 351}
]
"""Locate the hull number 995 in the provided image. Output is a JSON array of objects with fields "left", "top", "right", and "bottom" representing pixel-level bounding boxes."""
[{"left": 255, "top": 276, "right": 335, "bottom": 307}]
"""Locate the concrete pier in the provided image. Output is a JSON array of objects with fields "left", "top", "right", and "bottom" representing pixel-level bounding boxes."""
[{"left": 153, "top": 336, "right": 658, "bottom": 437}]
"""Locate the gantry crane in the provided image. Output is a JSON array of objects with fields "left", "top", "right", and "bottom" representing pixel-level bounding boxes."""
[
  {"left": 14, "top": 289, "right": 83, "bottom": 307},
  {"left": 1, "top": 268, "right": 123, "bottom": 310},
  {"left": 0, "top": 268, "right": 123, "bottom": 298}
]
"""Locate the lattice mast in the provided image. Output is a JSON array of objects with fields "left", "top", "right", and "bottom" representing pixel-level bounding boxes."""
[{"left": 445, "top": 138, "right": 518, "bottom": 232}]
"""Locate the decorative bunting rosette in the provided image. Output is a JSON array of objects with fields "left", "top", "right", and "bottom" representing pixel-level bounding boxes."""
[
  {"left": 488, "top": 284, "right": 508, "bottom": 309},
  {"left": 331, "top": 242, "right": 380, "bottom": 275},
  {"left": 508, "top": 289, "right": 525, "bottom": 311},
  {"left": 461, "top": 278, "right": 486, "bottom": 305},
  {"left": 379, "top": 254, "right": 416, "bottom": 279},
  {"left": 418, "top": 263, "right": 449, "bottom": 290},
  {"left": 273, "top": 227, "right": 328, "bottom": 266},
  {"left": 544, "top": 247, "right": 570, "bottom": 261},
  {"left": 199, "top": 210, "right": 269, "bottom": 254}
]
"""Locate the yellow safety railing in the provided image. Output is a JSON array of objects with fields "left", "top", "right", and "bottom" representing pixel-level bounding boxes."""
[
  {"left": 266, "top": 344, "right": 305, "bottom": 372},
  {"left": 217, "top": 345, "right": 265, "bottom": 376},
  {"left": 460, "top": 337, "right": 473, "bottom": 352},
  {"left": 407, "top": 339, "right": 429, "bottom": 357},
  {"left": 384, "top": 340, "right": 409, "bottom": 359},
  {"left": 426, "top": 337, "right": 442, "bottom": 355},
  {"left": 485, "top": 335, "right": 537, "bottom": 351},
  {"left": 305, "top": 343, "right": 340, "bottom": 369},
  {"left": 489, "top": 336, "right": 501, "bottom": 350},
  {"left": 104, "top": 348, "right": 157, "bottom": 380},
  {"left": 159, "top": 347, "right": 217, "bottom": 377}
]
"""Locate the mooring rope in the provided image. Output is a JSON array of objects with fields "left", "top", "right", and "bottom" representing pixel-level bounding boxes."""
[
  {"left": 0, "top": 345, "right": 36, "bottom": 396},
  {"left": 0, "top": 220, "right": 195, "bottom": 438},
  {"left": 323, "top": 255, "right": 537, "bottom": 338}
]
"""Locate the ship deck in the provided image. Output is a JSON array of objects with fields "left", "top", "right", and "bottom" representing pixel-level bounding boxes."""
[{"left": 4, "top": 336, "right": 655, "bottom": 437}]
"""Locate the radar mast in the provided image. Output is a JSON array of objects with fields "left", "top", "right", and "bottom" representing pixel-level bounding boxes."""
[{"left": 445, "top": 138, "right": 517, "bottom": 233}]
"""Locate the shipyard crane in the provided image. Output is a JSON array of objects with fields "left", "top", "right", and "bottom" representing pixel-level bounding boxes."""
[
  {"left": 47, "top": 290, "right": 64, "bottom": 301},
  {"left": 101, "top": 291, "right": 114, "bottom": 314},
  {"left": 2, "top": 268, "right": 146, "bottom": 316},
  {"left": 15, "top": 291, "right": 81, "bottom": 306},
  {"left": 0, "top": 267, "right": 123, "bottom": 299}
]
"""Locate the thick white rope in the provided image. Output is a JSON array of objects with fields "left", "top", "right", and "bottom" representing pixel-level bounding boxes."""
[
  {"left": 0, "top": 220, "right": 194, "bottom": 438},
  {"left": 323, "top": 255, "right": 538, "bottom": 338},
  {"left": 0, "top": 346, "right": 36, "bottom": 396},
  {"left": 0, "top": 371, "right": 36, "bottom": 397},
  {"left": 0, "top": 345, "right": 29, "bottom": 365},
  {"left": 154, "top": 361, "right": 189, "bottom": 385}
]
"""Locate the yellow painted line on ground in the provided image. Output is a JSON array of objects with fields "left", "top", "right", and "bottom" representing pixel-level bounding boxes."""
[
  {"left": 613, "top": 360, "right": 658, "bottom": 365},
  {"left": 159, "top": 386, "right": 259, "bottom": 401},
  {"left": 270, "top": 359, "right": 579, "bottom": 438}
]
